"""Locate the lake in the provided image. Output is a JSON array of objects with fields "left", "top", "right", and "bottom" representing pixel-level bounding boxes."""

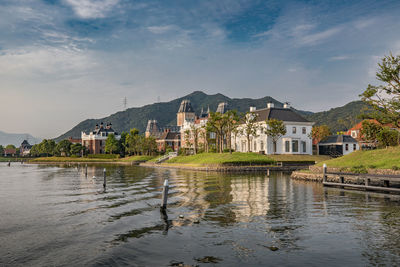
[{"left": 1, "top": 163, "right": 399, "bottom": 266}]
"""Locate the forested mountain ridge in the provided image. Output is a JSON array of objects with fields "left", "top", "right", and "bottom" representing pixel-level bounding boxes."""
[{"left": 55, "top": 91, "right": 368, "bottom": 141}]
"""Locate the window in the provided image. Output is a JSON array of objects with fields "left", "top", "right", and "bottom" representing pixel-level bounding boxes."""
[
  {"left": 285, "top": 141, "right": 290, "bottom": 152},
  {"left": 292, "top": 127, "right": 296, "bottom": 134},
  {"left": 302, "top": 127, "right": 306, "bottom": 134},
  {"left": 254, "top": 141, "right": 257, "bottom": 151},
  {"left": 302, "top": 141, "right": 306, "bottom": 153},
  {"left": 351, "top": 131, "right": 357, "bottom": 138},
  {"left": 260, "top": 141, "right": 264, "bottom": 151},
  {"left": 345, "top": 144, "right": 349, "bottom": 151},
  {"left": 273, "top": 141, "right": 277, "bottom": 153},
  {"left": 292, "top": 140, "right": 299, "bottom": 153},
  {"left": 353, "top": 144, "right": 357, "bottom": 150}
]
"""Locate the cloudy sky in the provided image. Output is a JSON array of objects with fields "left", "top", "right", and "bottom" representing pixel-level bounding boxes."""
[{"left": 1, "top": 0, "right": 400, "bottom": 138}]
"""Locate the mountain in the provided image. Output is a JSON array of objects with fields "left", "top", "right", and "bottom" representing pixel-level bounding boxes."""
[
  {"left": 304, "top": 101, "right": 371, "bottom": 133},
  {"left": 55, "top": 91, "right": 304, "bottom": 141},
  {"left": 0, "top": 131, "right": 42, "bottom": 147},
  {"left": 55, "top": 91, "right": 370, "bottom": 141}
]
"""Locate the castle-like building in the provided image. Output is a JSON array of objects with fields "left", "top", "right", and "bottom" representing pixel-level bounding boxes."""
[{"left": 81, "top": 122, "right": 121, "bottom": 154}]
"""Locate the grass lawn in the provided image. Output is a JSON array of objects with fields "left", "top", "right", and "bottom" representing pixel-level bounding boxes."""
[
  {"left": 165, "top": 152, "right": 276, "bottom": 166},
  {"left": 318, "top": 146, "right": 400, "bottom": 170}
]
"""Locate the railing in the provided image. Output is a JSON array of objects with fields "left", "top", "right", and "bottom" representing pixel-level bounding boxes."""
[
  {"left": 156, "top": 152, "right": 178, "bottom": 164},
  {"left": 322, "top": 164, "right": 400, "bottom": 193}
]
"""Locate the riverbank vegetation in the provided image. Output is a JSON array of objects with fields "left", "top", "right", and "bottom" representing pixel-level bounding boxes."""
[{"left": 319, "top": 146, "right": 400, "bottom": 170}]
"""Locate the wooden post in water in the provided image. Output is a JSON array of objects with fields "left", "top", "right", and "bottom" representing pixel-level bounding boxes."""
[
  {"left": 85, "top": 164, "right": 88, "bottom": 177},
  {"left": 323, "top": 164, "right": 327, "bottom": 183},
  {"left": 161, "top": 179, "right": 169, "bottom": 210},
  {"left": 7, "top": 161, "right": 10, "bottom": 167},
  {"left": 103, "top": 168, "right": 106, "bottom": 189}
]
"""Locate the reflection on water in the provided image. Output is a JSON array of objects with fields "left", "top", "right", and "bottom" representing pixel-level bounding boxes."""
[{"left": 0, "top": 164, "right": 399, "bottom": 266}]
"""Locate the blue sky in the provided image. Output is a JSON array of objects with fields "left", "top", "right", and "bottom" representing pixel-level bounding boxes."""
[{"left": 1, "top": 0, "right": 400, "bottom": 138}]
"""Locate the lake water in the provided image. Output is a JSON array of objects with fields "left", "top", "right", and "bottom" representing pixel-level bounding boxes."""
[{"left": 1, "top": 163, "right": 400, "bottom": 266}]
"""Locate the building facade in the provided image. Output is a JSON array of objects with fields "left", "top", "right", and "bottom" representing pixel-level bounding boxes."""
[
  {"left": 81, "top": 122, "right": 121, "bottom": 154},
  {"left": 234, "top": 103, "right": 314, "bottom": 155},
  {"left": 20, "top": 140, "right": 32, "bottom": 156},
  {"left": 318, "top": 135, "right": 359, "bottom": 156}
]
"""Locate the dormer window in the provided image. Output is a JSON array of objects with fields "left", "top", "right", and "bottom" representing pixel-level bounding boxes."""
[
  {"left": 302, "top": 127, "right": 306, "bottom": 134},
  {"left": 292, "top": 127, "right": 296, "bottom": 134}
]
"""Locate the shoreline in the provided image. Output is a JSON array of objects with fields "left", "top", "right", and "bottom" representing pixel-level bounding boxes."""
[{"left": 139, "top": 162, "right": 310, "bottom": 172}]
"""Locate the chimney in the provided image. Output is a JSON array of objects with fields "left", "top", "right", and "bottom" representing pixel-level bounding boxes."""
[
  {"left": 250, "top": 106, "right": 256, "bottom": 112},
  {"left": 267, "top": 102, "right": 275, "bottom": 109},
  {"left": 283, "top": 102, "right": 290, "bottom": 109}
]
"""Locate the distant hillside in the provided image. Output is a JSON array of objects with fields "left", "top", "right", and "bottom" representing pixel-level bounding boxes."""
[
  {"left": 304, "top": 101, "right": 372, "bottom": 133},
  {"left": 55, "top": 91, "right": 370, "bottom": 141},
  {"left": 0, "top": 131, "right": 41, "bottom": 147},
  {"left": 55, "top": 91, "right": 303, "bottom": 141}
]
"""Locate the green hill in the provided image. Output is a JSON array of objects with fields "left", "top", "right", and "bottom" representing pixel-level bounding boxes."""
[
  {"left": 55, "top": 91, "right": 370, "bottom": 141},
  {"left": 55, "top": 91, "right": 293, "bottom": 141},
  {"left": 304, "top": 101, "right": 371, "bottom": 133}
]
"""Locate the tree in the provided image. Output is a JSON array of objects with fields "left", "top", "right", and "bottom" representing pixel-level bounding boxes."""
[
  {"left": 184, "top": 129, "right": 191, "bottom": 154},
  {"left": 265, "top": 119, "right": 286, "bottom": 154},
  {"left": 360, "top": 53, "right": 400, "bottom": 129},
  {"left": 30, "top": 144, "right": 40, "bottom": 156},
  {"left": 223, "top": 110, "right": 241, "bottom": 154},
  {"left": 190, "top": 125, "right": 200, "bottom": 154},
  {"left": 55, "top": 140, "right": 72, "bottom": 156},
  {"left": 105, "top": 134, "right": 119, "bottom": 154},
  {"left": 360, "top": 120, "right": 382, "bottom": 144},
  {"left": 70, "top": 143, "right": 85, "bottom": 156},
  {"left": 200, "top": 125, "right": 210, "bottom": 153},
  {"left": 119, "top": 131, "right": 128, "bottom": 156},
  {"left": 376, "top": 127, "right": 399, "bottom": 147},
  {"left": 0, "top": 145, "right": 3, "bottom": 156},
  {"left": 310, "top": 125, "right": 331, "bottom": 144},
  {"left": 5, "top": 144, "right": 16, "bottom": 150},
  {"left": 242, "top": 112, "right": 260, "bottom": 152},
  {"left": 39, "top": 139, "right": 56, "bottom": 157},
  {"left": 206, "top": 112, "right": 226, "bottom": 153},
  {"left": 125, "top": 128, "right": 140, "bottom": 155}
]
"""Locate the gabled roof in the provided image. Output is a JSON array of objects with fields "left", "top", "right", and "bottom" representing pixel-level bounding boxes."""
[
  {"left": 178, "top": 99, "right": 194, "bottom": 113},
  {"left": 159, "top": 131, "right": 180, "bottom": 141},
  {"left": 319, "top": 135, "right": 358, "bottom": 144},
  {"left": 251, "top": 107, "right": 311, "bottom": 123},
  {"left": 216, "top": 102, "right": 229, "bottom": 114},
  {"left": 21, "top": 140, "right": 30, "bottom": 145}
]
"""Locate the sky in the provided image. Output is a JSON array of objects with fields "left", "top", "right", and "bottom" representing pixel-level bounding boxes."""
[{"left": 1, "top": 0, "right": 400, "bottom": 138}]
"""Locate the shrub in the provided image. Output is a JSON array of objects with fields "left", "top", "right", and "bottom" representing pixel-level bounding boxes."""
[
  {"left": 392, "top": 166, "right": 400, "bottom": 171},
  {"left": 350, "top": 165, "right": 368, "bottom": 174}
]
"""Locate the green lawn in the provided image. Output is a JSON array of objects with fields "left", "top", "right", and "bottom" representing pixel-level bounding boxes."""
[
  {"left": 165, "top": 152, "right": 276, "bottom": 166},
  {"left": 318, "top": 146, "right": 400, "bottom": 170}
]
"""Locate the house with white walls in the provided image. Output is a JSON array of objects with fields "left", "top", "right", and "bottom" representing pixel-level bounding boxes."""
[{"left": 233, "top": 102, "right": 314, "bottom": 155}]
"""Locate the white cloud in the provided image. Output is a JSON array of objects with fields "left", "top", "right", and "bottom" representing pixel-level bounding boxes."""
[
  {"left": 147, "top": 25, "right": 175, "bottom": 34},
  {"left": 328, "top": 55, "right": 351, "bottom": 61},
  {"left": 354, "top": 18, "right": 376, "bottom": 30},
  {"left": 63, "top": 0, "right": 119, "bottom": 19},
  {"left": 298, "top": 26, "right": 342, "bottom": 45}
]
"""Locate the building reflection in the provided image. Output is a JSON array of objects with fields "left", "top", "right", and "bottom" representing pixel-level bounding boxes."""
[{"left": 230, "top": 175, "right": 270, "bottom": 222}]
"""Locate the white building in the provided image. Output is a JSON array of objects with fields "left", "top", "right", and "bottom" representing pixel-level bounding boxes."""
[
  {"left": 233, "top": 102, "right": 314, "bottom": 155},
  {"left": 318, "top": 135, "right": 359, "bottom": 156}
]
